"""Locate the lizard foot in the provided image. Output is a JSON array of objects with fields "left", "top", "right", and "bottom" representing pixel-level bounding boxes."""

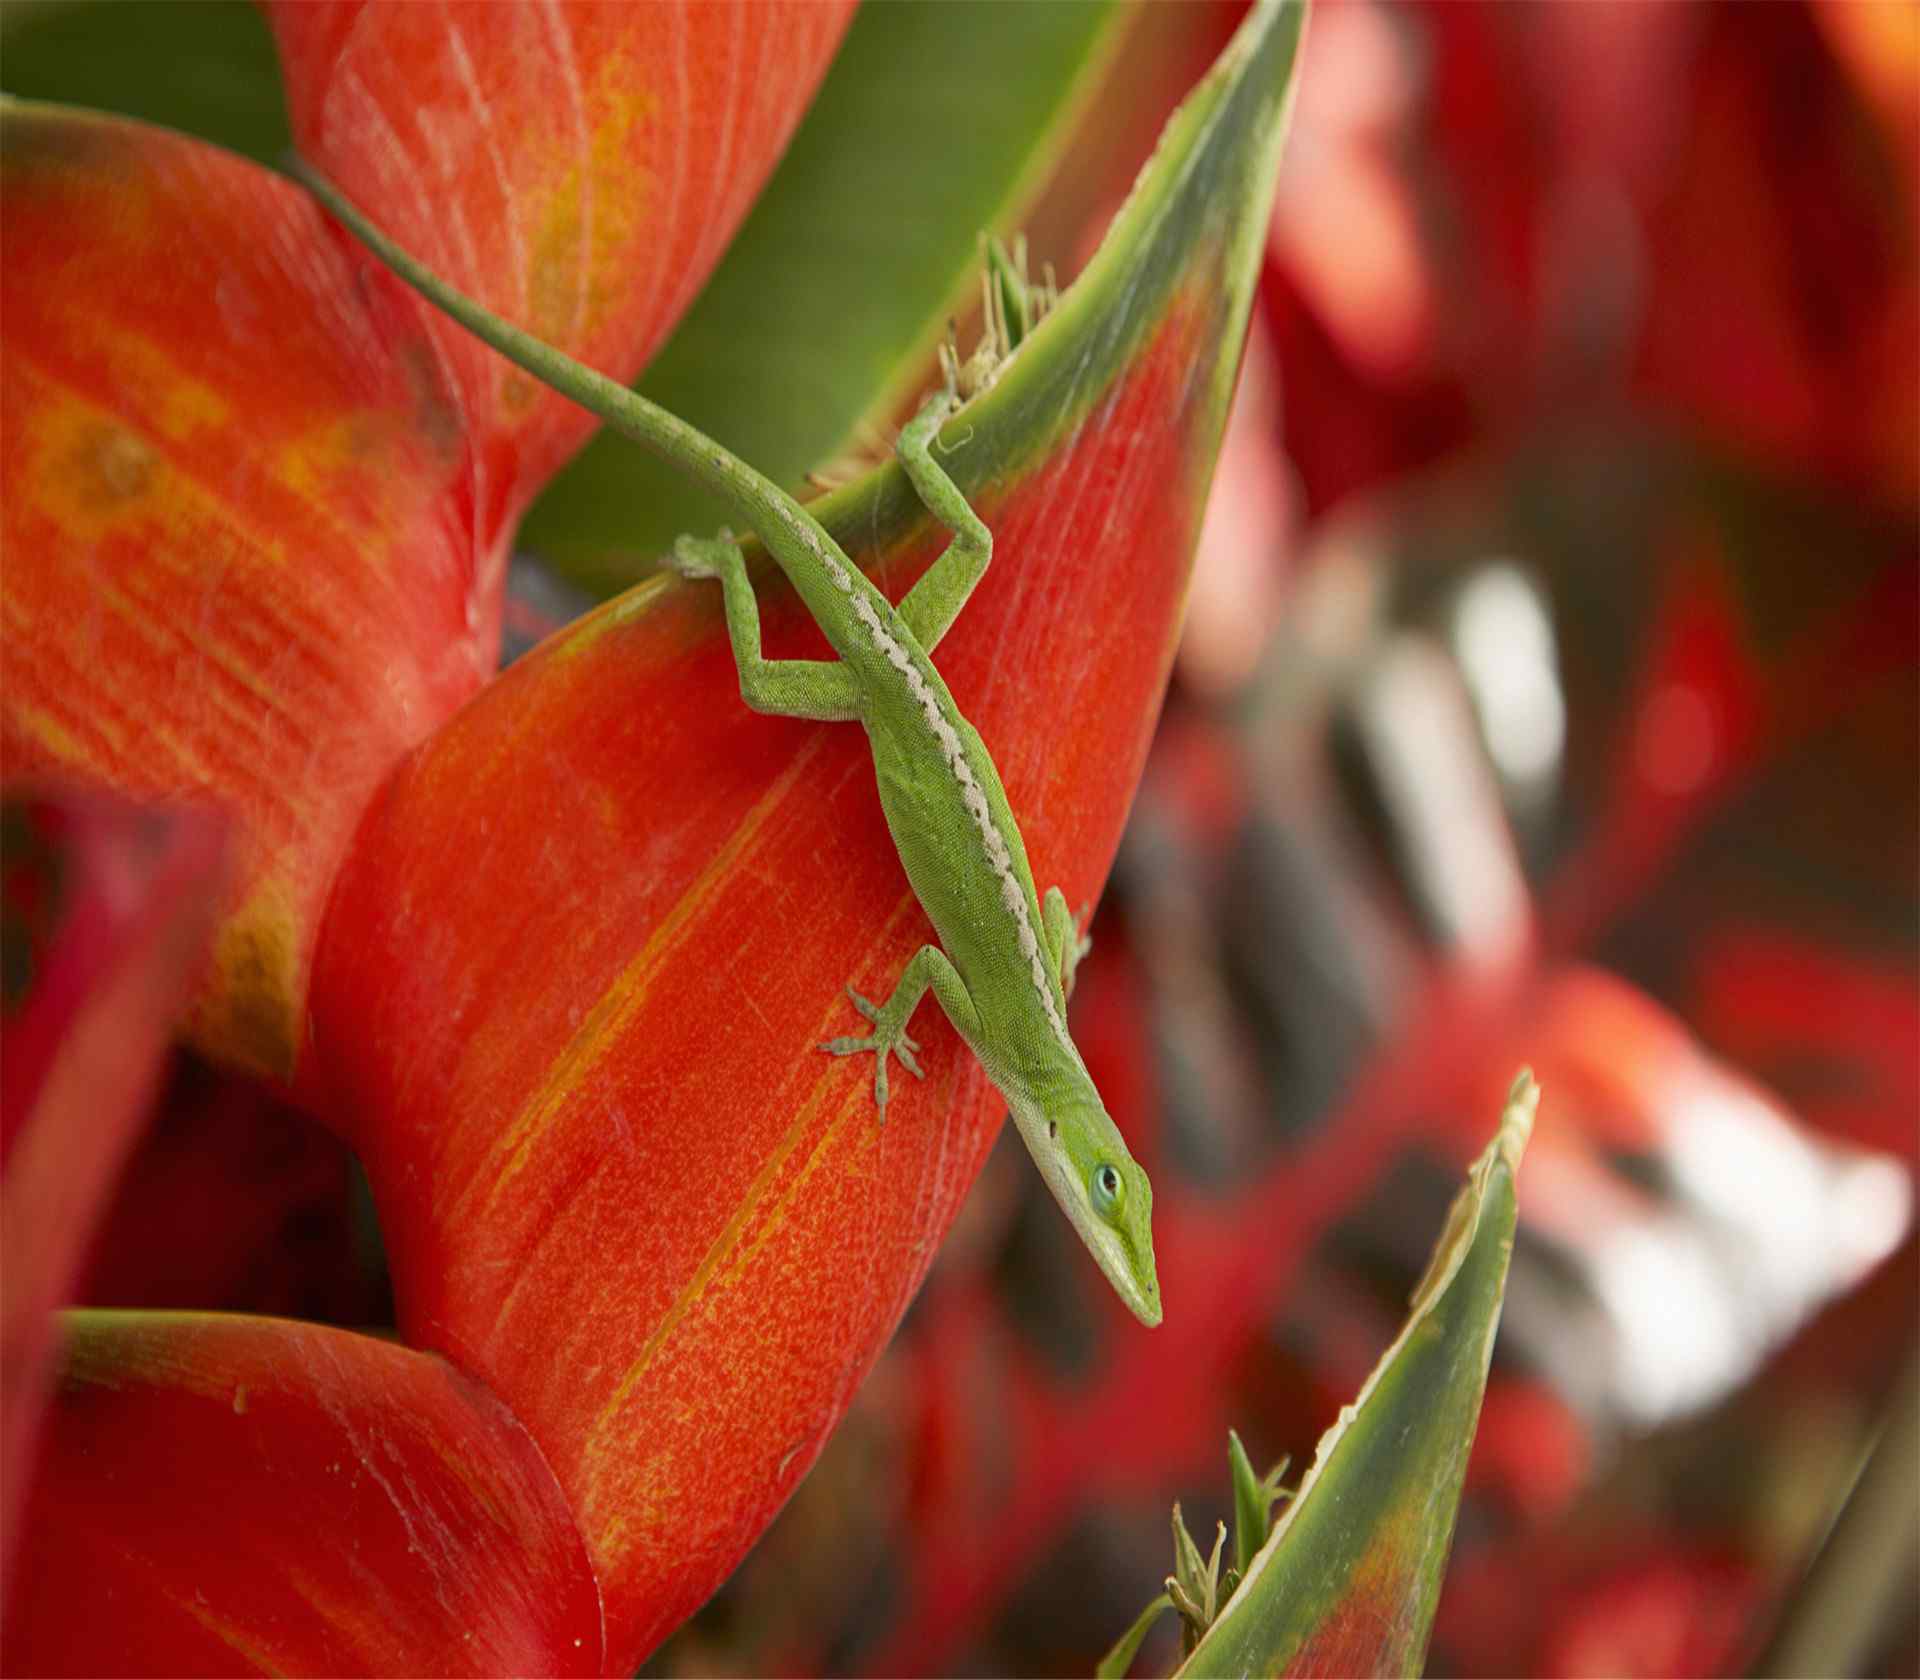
[
  {"left": 821, "top": 985, "right": 925, "bottom": 1119},
  {"left": 840, "top": 984, "right": 920, "bottom": 1053},
  {"left": 669, "top": 528, "right": 737, "bottom": 581}
]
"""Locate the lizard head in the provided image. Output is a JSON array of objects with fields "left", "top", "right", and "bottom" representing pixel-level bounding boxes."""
[{"left": 1009, "top": 1090, "right": 1161, "bottom": 1327}]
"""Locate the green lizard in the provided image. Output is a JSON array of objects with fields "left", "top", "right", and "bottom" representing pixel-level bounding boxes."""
[{"left": 300, "top": 170, "right": 1161, "bottom": 1328}]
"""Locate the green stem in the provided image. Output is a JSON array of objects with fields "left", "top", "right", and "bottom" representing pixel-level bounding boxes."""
[{"left": 295, "top": 163, "right": 816, "bottom": 551}]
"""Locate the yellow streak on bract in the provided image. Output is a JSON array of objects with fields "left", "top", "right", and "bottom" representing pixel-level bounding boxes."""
[
  {"left": 583, "top": 893, "right": 930, "bottom": 1560},
  {"left": 581, "top": 1076, "right": 847, "bottom": 1554},
  {"left": 61, "top": 312, "right": 232, "bottom": 444},
  {"left": 472, "top": 742, "right": 818, "bottom": 1218},
  {"left": 160, "top": 1583, "right": 290, "bottom": 1676},
  {"left": 271, "top": 411, "right": 405, "bottom": 537},
  {"left": 15, "top": 372, "right": 289, "bottom": 575},
  {"left": 2, "top": 695, "right": 88, "bottom": 763},
  {"left": 522, "top": 69, "right": 655, "bottom": 368},
  {"left": 25, "top": 399, "right": 163, "bottom": 545},
  {"left": 124, "top": 712, "right": 220, "bottom": 793},
  {"left": 196, "top": 874, "right": 303, "bottom": 1082}
]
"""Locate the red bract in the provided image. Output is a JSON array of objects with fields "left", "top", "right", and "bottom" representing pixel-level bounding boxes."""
[
  {"left": 1, "top": 111, "right": 490, "bottom": 1082},
  {"left": 301, "top": 0, "right": 1309, "bottom": 1618},
  {"left": 7, "top": 1313, "right": 603, "bottom": 1676},
  {"left": 314, "top": 316, "right": 1212, "bottom": 1662},
  {"left": 2, "top": 0, "right": 1305, "bottom": 1667},
  {"left": 0, "top": 792, "right": 226, "bottom": 1590},
  {"left": 2, "top": 2, "right": 853, "bottom": 1085},
  {"left": 266, "top": 1, "right": 857, "bottom": 516}
]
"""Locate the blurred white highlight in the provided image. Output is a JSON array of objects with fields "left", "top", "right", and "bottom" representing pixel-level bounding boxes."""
[{"left": 1452, "top": 562, "right": 1567, "bottom": 804}]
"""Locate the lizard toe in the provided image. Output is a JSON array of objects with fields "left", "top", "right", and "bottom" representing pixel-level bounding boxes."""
[{"left": 820, "top": 1033, "right": 876, "bottom": 1057}]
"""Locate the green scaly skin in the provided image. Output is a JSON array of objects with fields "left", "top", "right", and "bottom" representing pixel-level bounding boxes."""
[{"left": 299, "top": 167, "right": 1160, "bottom": 1328}]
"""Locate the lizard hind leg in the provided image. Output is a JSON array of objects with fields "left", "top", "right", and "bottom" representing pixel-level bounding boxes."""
[{"left": 1041, "top": 886, "right": 1093, "bottom": 998}]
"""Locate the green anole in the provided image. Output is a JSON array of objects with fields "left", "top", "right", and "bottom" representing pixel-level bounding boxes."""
[{"left": 300, "top": 170, "right": 1161, "bottom": 1328}]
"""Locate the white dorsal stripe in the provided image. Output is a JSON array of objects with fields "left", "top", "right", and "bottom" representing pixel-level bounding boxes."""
[{"left": 806, "top": 527, "right": 1070, "bottom": 1049}]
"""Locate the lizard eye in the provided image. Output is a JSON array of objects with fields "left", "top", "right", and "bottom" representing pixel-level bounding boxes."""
[{"left": 1091, "top": 1163, "right": 1124, "bottom": 1216}]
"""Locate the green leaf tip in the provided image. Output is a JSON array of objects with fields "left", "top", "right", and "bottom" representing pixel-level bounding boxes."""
[
  {"left": 1407, "top": 1067, "right": 1538, "bottom": 1320},
  {"left": 989, "top": 233, "right": 1039, "bottom": 351},
  {"left": 1227, "top": 1431, "right": 1264, "bottom": 1580},
  {"left": 950, "top": 232, "right": 1061, "bottom": 402},
  {"left": 1498, "top": 1065, "right": 1539, "bottom": 1174},
  {"left": 1170, "top": 1072, "right": 1532, "bottom": 1679},
  {"left": 1104, "top": 1434, "right": 1298, "bottom": 1676},
  {"left": 1098, "top": 1591, "right": 1174, "bottom": 1680},
  {"left": 783, "top": 0, "right": 1307, "bottom": 578},
  {"left": 1227, "top": 1430, "right": 1293, "bottom": 1579},
  {"left": 1167, "top": 1503, "right": 1230, "bottom": 1647}
]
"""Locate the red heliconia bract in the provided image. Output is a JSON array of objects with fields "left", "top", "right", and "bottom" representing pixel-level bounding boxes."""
[
  {"left": 312, "top": 309, "right": 1233, "bottom": 1668},
  {"left": 1, "top": 1, "right": 855, "bottom": 1084},
  {"left": 0, "top": 791, "right": 226, "bottom": 1593},
  {"left": 6, "top": 1312, "right": 605, "bottom": 1677},
  {"left": 265, "top": 0, "right": 860, "bottom": 524},
  {"left": 2, "top": 0, "right": 1307, "bottom": 1666},
  {"left": 1, "top": 110, "right": 489, "bottom": 1081},
  {"left": 305, "top": 1, "right": 1305, "bottom": 1654}
]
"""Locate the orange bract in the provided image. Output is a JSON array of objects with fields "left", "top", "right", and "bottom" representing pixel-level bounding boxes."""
[
  {"left": 1, "top": 2, "right": 855, "bottom": 1080},
  {"left": 8, "top": 1313, "right": 605, "bottom": 1676},
  {"left": 314, "top": 310, "right": 1218, "bottom": 1666},
  {"left": 267, "top": 0, "right": 858, "bottom": 510}
]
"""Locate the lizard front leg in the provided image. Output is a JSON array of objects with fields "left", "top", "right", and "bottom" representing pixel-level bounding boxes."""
[
  {"left": 821, "top": 944, "right": 982, "bottom": 1118},
  {"left": 671, "top": 531, "right": 863, "bottom": 721},
  {"left": 893, "top": 376, "right": 993, "bottom": 654}
]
